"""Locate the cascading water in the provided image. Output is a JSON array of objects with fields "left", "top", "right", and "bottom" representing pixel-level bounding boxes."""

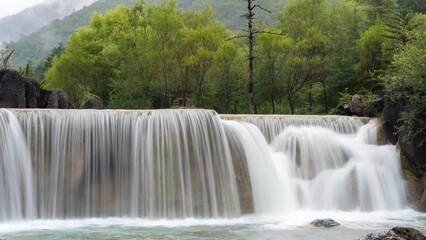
[
  {"left": 0, "top": 110, "right": 35, "bottom": 222},
  {"left": 0, "top": 109, "right": 408, "bottom": 224},
  {"left": 223, "top": 118, "right": 406, "bottom": 214},
  {"left": 222, "top": 115, "right": 365, "bottom": 142},
  {"left": 2, "top": 109, "right": 240, "bottom": 220}
]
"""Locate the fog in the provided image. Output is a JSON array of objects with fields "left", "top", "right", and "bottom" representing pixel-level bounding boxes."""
[{"left": 0, "top": 0, "right": 98, "bottom": 46}]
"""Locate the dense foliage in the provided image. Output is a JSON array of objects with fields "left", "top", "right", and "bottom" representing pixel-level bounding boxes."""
[
  {"left": 384, "top": 30, "right": 426, "bottom": 144},
  {"left": 6, "top": 0, "right": 286, "bottom": 68},
  {"left": 3, "top": 0, "right": 423, "bottom": 117}
]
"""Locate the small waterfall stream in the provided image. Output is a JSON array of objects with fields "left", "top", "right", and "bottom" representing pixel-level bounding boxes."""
[{"left": 0, "top": 109, "right": 407, "bottom": 222}]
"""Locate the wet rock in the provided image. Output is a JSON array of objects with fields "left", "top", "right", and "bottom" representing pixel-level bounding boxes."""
[
  {"left": 356, "top": 227, "right": 426, "bottom": 240},
  {"left": 309, "top": 218, "right": 340, "bottom": 228},
  {"left": 80, "top": 96, "right": 103, "bottom": 109},
  {"left": 401, "top": 168, "right": 426, "bottom": 211}
]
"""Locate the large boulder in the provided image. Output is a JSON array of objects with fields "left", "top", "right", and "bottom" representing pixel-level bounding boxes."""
[
  {"left": 340, "top": 94, "right": 383, "bottom": 117},
  {"left": 382, "top": 97, "right": 405, "bottom": 144},
  {"left": 356, "top": 227, "right": 426, "bottom": 240},
  {"left": 46, "top": 89, "right": 72, "bottom": 109},
  {"left": 38, "top": 88, "right": 53, "bottom": 108},
  {"left": 398, "top": 131, "right": 426, "bottom": 211},
  {"left": 80, "top": 96, "right": 103, "bottom": 109},
  {"left": 0, "top": 70, "right": 26, "bottom": 108},
  {"left": 0, "top": 69, "right": 72, "bottom": 109},
  {"left": 309, "top": 218, "right": 340, "bottom": 228},
  {"left": 24, "top": 77, "right": 40, "bottom": 108},
  {"left": 381, "top": 95, "right": 426, "bottom": 211}
]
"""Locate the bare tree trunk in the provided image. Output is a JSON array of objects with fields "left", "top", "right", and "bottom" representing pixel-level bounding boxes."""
[
  {"left": 308, "top": 83, "right": 313, "bottom": 112},
  {"left": 247, "top": 0, "right": 256, "bottom": 114},
  {"left": 323, "top": 81, "right": 328, "bottom": 114},
  {"left": 163, "top": 63, "right": 168, "bottom": 108},
  {"left": 269, "top": 58, "right": 275, "bottom": 114},
  {"left": 288, "top": 95, "right": 295, "bottom": 114},
  {"left": 183, "top": 67, "right": 189, "bottom": 107}
]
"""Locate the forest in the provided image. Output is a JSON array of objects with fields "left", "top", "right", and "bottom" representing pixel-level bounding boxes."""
[{"left": 1, "top": 0, "right": 425, "bottom": 119}]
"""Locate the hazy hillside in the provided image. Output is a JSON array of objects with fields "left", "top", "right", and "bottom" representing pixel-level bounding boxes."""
[
  {"left": 0, "top": 0, "right": 98, "bottom": 45},
  {"left": 8, "top": 0, "right": 139, "bottom": 67}
]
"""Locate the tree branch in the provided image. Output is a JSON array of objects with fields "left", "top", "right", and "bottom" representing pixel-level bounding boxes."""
[
  {"left": 227, "top": 35, "right": 249, "bottom": 41},
  {"left": 253, "top": 5, "right": 272, "bottom": 13}
]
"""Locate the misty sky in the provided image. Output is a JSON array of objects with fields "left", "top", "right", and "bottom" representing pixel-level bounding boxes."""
[{"left": 0, "top": 0, "right": 47, "bottom": 18}]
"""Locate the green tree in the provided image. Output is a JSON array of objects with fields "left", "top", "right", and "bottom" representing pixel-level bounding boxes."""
[
  {"left": 355, "top": 17, "right": 388, "bottom": 92},
  {"left": 211, "top": 42, "right": 246, "bottom": 113},
  {"left": 384, "top": 30, "right": 425, "bottom": 145},
  {"left": 256, "top": 29, "right": 292, "bottom": 113}
]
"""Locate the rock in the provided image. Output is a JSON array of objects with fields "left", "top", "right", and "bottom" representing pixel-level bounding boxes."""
[
  {"left": 401, "top": 168, "right": 426, "bottom": 211},
  {"left": 0, "top": 70, "right": 26, "bottom": 108},
  {"left": 55, "top": 89, "right": 71, "bottom": 109},
  {"left": 340, "top": 103, "right": 352, "bottom": 115},
  {"left": 309, "top": 218, "right": 340, "bottom": 228},
  {"left": 372, "top": 97, "right": 384, "bottom": 112},
  {"left": 349, "top": 94, "right": 367, "bottom": 116},
  {"left": 0, "top": 69, "right": 72, "bottom": 109},
  {"left": 340, "top": 94, "right": 383, "bottom": 117},
  {"left": 0, "top": 69, "right": 7, "bottom": 80},
  {"left": 38, "top": 88, "right": 53, "bottom": 108},
  {"left": 80, "top": 96, "right": 103, "bottom": 109},
  {"left": 24, "top": 77, "right": 40, "bottom": 108},
  {"left": 46, "top": 90, "right": 59, "bottom": 108},
  {"left": 381, "top": 97, "right": 405, "bottom": 144},
  {"left": 45, "top": 89, "right": 72, "bottom": 109},
  {"left": 398, "top": 131, "right": 426, "bottom": 174},
  {"left": 396, "top": 128, "right": 426, "bottom": 211},
  {"left": 356, "top": 227, "right": 426, "bottom": 240}
]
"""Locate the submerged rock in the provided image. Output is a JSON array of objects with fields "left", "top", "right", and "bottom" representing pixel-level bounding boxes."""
[
  {"left": 309, "top": 218, "right": 340, "bottom": 228},
  {"left": 356, "top": 227, "right": 426, "bottom": 240}
]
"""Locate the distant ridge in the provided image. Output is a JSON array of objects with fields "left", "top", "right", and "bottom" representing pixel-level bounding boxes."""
[{"left": 0, "top": 0, "right": 98, "bottom": 45}]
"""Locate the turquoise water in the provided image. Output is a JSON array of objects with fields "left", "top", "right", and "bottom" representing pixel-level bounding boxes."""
[{"left": 1, "top": 210, "right": 425, "bottom": 240}]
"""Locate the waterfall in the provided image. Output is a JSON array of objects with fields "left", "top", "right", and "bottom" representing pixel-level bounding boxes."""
[
  {"left": 223, "top": 118, "right": 406, "bottom": 214},
  {"left": 3, "top": 109, "right": 240, "bottom": 220},
  {"left": 0, "top": 110, "right": 35, "bottom": 222},
  {"left": 0, "top": 109, "right": 407, "bottom": 222},
  {"left": 221, "top": 115, "right": 365, "bottom": 142}
]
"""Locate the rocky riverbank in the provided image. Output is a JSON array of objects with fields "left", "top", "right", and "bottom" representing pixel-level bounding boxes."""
[{"left": 0, "top": 69, "right": 103, "bottom": 109}]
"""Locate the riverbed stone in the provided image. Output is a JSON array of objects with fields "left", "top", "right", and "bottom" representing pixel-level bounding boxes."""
[
  {"left": 309, "top": 218, "right": 340, "bottom": 228},
  {"left": 356, "top": 227, "right": 426, "bottom": 240}
]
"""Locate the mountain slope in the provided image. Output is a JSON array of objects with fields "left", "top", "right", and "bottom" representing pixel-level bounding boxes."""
[
  {"left": 8, "top": 0, "right": 139, "bottom": 67},
  {"left": 0, "top": 0, "right": 98, "bottom": 45}
]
